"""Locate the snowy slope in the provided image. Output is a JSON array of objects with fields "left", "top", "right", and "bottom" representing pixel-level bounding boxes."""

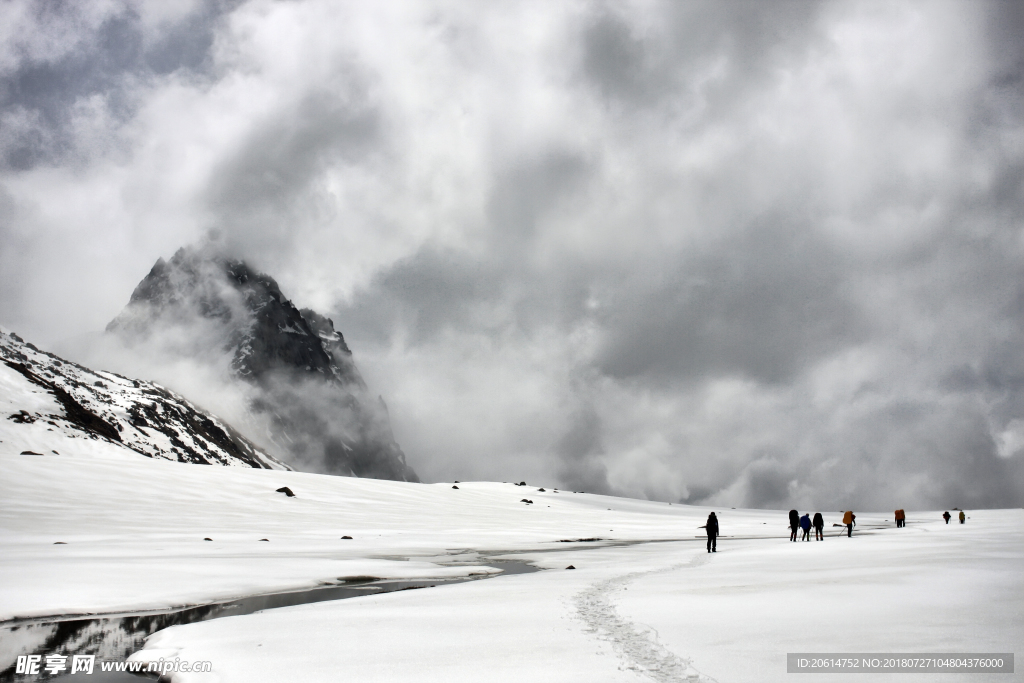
[
  {"left": 0, "top": 451, "right": 716, "bottom": 621},
  {"left": 2, "top": 449, "right": 1020, "bottom": 683},
  {"left": 0, "top": 329, "right": 286, "bottom": 469},
  {"left": 134, "top": 525, "right": 1023, "bottom": 683}
]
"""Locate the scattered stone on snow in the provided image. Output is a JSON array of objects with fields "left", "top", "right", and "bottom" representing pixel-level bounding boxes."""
[
  {"left": 452, "top": 485, "right": 459, "bottom": 489},
  {"left": 340, "top": 576, "right": 379, "bottom": 583},
  {"left": 565, "top": 565, "right": 575, "bottom": 570},
  {"left": 275, "top": 486, "right": 296, "bottom": 497},
  {"left": 20, "top": 450, "right": 43, "bottom": 455},
  {"left": 341, "top": 536, "right": 353, "bottom": 539},
  {"left": 204, "top": 538, "right": 213, "bottom": 541}
]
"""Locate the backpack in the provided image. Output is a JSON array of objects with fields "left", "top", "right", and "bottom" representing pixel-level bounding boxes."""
[{"left": 842, "top": 511, "right": 853, "bottom": 524}]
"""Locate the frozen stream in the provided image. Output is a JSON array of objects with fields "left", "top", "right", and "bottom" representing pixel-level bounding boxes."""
[{"left": 0, "top": 560, "right": 539, "bottom": 682}]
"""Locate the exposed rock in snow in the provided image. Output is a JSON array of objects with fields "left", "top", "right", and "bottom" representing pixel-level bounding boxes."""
[
  {"left": 0, "top": 329, "right": 286, "bottom": 469},
  {"left": 106, "top": 245, "right": 417, "bottom": 482}
]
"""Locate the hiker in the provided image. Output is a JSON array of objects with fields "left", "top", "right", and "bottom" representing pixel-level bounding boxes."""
[
  {"left": 812, "top": 512, "right": 824, "bottom": 541},
  {"left": 789, "top": 509, "right": 799, "bottom": 542},
  {"left": 959, "top": 510, "right": 965, "bottom": 524},
  {"left": 800, "top": 513, "right": 811, "bottom": 541},
  {"left": 843, "top": 510, "right": 855, "bottom": 537},
  {"left": 705, "top": 511, "right": 719, "bottom": 553},
  {"left": 895, "top": 509, "right": 905, "bottom": 528},
  {"left": 943, "top": 511, "right": 951, "bottom": 524}
]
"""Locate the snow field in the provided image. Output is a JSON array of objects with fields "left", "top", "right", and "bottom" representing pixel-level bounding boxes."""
[
  {"left": 2, "top": 451, "right": 1021, "bottom": 682},
  {"left": 1, "top": 452, "right": 722, "bottom": 622},
  {"left": 615, "top": 518, "right": 1023, "bottom": 683}
]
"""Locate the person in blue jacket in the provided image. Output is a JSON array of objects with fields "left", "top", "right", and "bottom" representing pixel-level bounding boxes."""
[{"left": 800, "top": 512, "right": 812, "bottom": 541}]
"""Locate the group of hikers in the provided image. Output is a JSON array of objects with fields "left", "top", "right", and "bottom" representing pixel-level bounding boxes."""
[
  {"left": 942, "top": 510, "right": 967, "bottom": 524},
  {"left": 699, "top": 507, "right": 967, "bottom": 553},
  {"left": 788, "top": 509, "right": 830, "bottom": 541}
]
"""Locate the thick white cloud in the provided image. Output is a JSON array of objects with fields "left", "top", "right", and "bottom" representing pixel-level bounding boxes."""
[{"left": 1, "top": 0, "right": 1022, "bottom": 508}]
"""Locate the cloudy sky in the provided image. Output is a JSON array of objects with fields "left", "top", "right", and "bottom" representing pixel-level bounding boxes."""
[{"left": 1, "top": 0, "right": 1022, "bottom": 510}]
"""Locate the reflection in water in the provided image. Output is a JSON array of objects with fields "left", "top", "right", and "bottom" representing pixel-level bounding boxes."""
[
  {"left": 0, "top": 560, "right": 539, "bottom": 682},
  {"left": 1, "top": 602, "right": 226, "bottom": 682}
]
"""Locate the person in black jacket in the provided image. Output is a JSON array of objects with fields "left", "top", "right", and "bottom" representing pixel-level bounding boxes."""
[
  {"left": 705, "top": 512, "right": 719, "bottom": 553},
  {"left": 812, "top": 512, "right": 824, "bottom": 541},
  {"left": 789, "top": 509, "right": 799, "bottom": 542}
]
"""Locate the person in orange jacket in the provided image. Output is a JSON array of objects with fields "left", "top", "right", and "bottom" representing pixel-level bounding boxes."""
[
  {"left": 895, "top": 509, "right": 905, "bottom": 528},
  {"left": 959, "top": 510, "right": 966, "bottom": 524},
  {"left": 843, "top": 510, "right": 855, "bottom": 537}
]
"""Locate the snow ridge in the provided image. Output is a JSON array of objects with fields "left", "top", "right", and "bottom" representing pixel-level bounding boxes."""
[
  {"left": 574, "top": 554, "right": 718, "bottom": 683},
  {"left": 0, "top": 329, "right": 287, "bottom": 469}
]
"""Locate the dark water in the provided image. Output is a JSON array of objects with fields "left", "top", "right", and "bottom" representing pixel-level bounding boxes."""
[{"left": 0, "top": 560, "right": 539, "bottom": 682}]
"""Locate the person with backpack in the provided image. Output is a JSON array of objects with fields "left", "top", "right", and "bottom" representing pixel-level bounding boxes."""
[
  {"left": 799, "top": 512, "right": 812, "bottom": 541},
  {"left": 843, "top": 510, "right": 855, "bottom": 537},
  {"left": 789, "top": 509, "right": 799, "bottom": 542},
  {"left": 959, "top": 510, "right": 966, "bottom": 524},
  {"left": 812, "top": 512, "right": 824, "bottom": 541},
  {"left": 895, "top": 509, "right": 906, "bottom": 528},
  {"left": 704, "top": 511, "right": 719, "bottom": 553},
  {"left": 943, "top": 511, "right": 951, "bottom": 524}
]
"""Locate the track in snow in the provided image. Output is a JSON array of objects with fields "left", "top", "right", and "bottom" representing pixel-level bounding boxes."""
[{"left": 573, "top": 551, "right": 719, "bottom": 683}]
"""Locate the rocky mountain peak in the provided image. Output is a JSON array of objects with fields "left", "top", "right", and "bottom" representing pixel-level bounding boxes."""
[
  {"left": 107, "top": 246, "right": 417, "bottom": 482},
  {"left": 110, "top": 246, "right": 360, "bottom": 385}
]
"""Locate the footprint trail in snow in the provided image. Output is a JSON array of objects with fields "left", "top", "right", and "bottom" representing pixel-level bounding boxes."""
[{"left": 573, "top": 552, "right": 718, "bottom": 683}]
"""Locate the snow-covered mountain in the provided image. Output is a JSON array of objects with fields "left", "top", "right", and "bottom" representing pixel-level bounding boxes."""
[
  {"left": 0, "top": 329, "right": 286, "bottom": 469},
  {"left": 106, "top": 246, "right": 418, "bottom": 482}
]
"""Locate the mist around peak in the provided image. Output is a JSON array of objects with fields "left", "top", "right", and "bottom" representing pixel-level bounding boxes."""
[{"left": 102, "top": 245, "right": 417, "bottom": 482}]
